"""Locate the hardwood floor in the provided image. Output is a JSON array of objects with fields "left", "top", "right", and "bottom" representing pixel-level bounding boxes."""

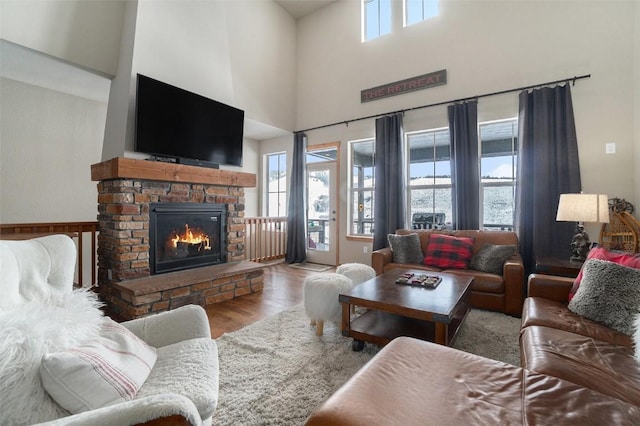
[{"left": 204, "top": 262, "right": 334, "bottom": 338}]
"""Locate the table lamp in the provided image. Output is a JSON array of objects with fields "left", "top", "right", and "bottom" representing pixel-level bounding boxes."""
[{"left": 556, "top": 193, "right": 609, "bottom": 262}]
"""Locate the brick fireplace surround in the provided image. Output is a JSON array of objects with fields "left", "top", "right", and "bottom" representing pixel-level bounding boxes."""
[{"left": 91, "top": 157, "right": 264, "bottom": 321}]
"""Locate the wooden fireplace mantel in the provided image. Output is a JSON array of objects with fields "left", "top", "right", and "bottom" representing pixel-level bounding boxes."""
[{"left": 91, "top": 157, "right": 256, "bottom": 187}]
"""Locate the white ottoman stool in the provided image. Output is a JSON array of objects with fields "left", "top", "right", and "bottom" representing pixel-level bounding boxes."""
[
  {"left": 336, "top": 263, "right": 376, "bottom": 285},
  {"left": 303, "top": 272, "right": 354, "bottom": 336}
]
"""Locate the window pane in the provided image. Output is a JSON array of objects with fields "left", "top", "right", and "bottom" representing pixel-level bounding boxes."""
[
  {"left": 350, "top": 139, "right": 375, "bottom": 236},
  {"left": 364, "top": 0, "right": 391, "bottom": 41},
  {"left": 352, "top": 140, "right": 375, "bottom": 188},
  {"left": 483, "top": 186, "right": 515, "bottom": 228},
  {"left": 351, "top": 190, "right": 374, "bottom": 233},
  {"left": 408, "top": 129, "right": 450, "bottom": 183},
  {"left": 266, "top": 152, "right": 286, "bottom": 217},
  {"left": 406, "top": 0, "right": 439, "bottom": 26},
  {"left": 480, "top": 119, "right": 517, "bottom": 229},
  {"left": 306, "top": 147, "right": 337, "bottom": 164},
  {"left": 409, "top": 188, "right": 452, "bottom": 229}
]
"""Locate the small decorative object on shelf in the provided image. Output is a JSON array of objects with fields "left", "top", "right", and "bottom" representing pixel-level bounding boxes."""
[
  {"left": 599, "top": 198, "right": 640, "bottom": 253},
  {"left": 395, "top": 272, "right": 441, "bottom": 288}
]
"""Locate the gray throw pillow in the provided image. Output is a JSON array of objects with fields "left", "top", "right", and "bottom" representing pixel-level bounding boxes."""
[
  {"left": 387, "top": 233, "right": 424, "bottom": 264},
  {"left": 568, "top": 258, "right": 640, "bottom": 336},
  {"left": 469, "top": 244, "right": 517, "bottom": 275}
]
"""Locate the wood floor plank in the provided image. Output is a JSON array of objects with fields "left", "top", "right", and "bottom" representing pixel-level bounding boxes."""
[{"left": 205, "top": 262, "right": 334, "bottom": 338}]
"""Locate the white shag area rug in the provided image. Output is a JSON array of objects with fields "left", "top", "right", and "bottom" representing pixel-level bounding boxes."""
[{"left": 213, "top": 305, "right": 520, "bottom": 425}]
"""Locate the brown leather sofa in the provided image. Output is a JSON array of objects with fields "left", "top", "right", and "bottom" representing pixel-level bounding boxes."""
[
  {"left": 306, "top": 274, "right": 640, "bottom": 425},
  {"left": 305, "top": 336, "right": 640, "bottom": 425},
  {"left": 521, "top": 273, "right": 640, "bottom": 406},
  {"left": 371, "top": 229, "right": 524, "bottom": 316}
]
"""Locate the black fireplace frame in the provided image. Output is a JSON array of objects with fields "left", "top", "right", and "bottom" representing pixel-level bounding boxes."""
[{"left": 149, "top": 203, "right": 226, "bottom": 274}]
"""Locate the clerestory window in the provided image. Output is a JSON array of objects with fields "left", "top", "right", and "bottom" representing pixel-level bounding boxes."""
[
  {"left": 404, "top": 0, "right": 439, "bottom": 27},
  {"left": 362, "top": 0, "right": 392, "bottom": 41}
]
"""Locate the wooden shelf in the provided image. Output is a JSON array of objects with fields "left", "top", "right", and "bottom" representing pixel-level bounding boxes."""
[{"left": 91, "top": 157, "right": 256, "bottom": 187}]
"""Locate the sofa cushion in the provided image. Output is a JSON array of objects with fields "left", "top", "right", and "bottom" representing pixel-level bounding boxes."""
[
  {"left": 520, "top": 325, "right": 640, "bottom": 406},
  {"left": 40, "top": 318, "right": 157, "bottom": 414},
  {"left": 423, "top": 234, "right": 474, "bottom": 269},
  {"left": 469, "top": 244, "right": 516, "bottom": 274},
  {"left": 138, "top": 337, "right": 219, "bottom": 420},
  {"left": 387, "top": 233, "right": 424, "bottom": 264},
  {"left": 522, "top": 297, "right": 632, "bottom": 347},
  {"left": 568, "top": 259, "right": 640, "bottom": 336},
  {"left": 569, "top": 247, "right": 640, "bottom": 302},
  {"left": 445, "top": 269, "right": 504, "bottom": 294}
]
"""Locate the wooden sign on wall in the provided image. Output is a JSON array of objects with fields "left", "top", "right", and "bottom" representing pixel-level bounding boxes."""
[{"left": 361, "top": 69, "right": 447, "bottom": 103}]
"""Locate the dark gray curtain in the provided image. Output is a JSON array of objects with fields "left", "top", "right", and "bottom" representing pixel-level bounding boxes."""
[
  {"left": 448, "top": 100, "right": 480, "bottom": 230},
  {"left": 373, "top": 113, "right": 406, "bottom": 250},
  {"left": 515, "top": 84, "right": 581, "bottom": 275},
  {"left": 285, "top": 132, "right": 307, "bottom": 263}
]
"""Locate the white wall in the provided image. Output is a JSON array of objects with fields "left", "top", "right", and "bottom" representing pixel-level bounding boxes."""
[
  {"left": 258, "top": 0, "right": 638, "bottom": 265},
  {"left": 102, "top": 0, "right": 297, "bottom": 159},
  {"left": 0, "top": 0, "right": 125, "bottom": 76},
  {"left": 0, "top": 77, "right": 106, "bottom": 222}
]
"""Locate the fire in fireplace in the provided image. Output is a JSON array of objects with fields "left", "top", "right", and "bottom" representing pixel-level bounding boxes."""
[{"left": 150, "top": 203, "right": 226, "bottom": 274}]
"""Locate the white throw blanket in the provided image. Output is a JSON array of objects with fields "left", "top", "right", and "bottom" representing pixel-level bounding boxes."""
[{"left": 0, "top": 290, "right": 104, "bottom": 425}]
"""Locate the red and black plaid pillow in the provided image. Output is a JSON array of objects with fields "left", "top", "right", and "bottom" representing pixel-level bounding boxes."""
[{"left": 423, "top": 234, "right": 475, "bottom": 269}]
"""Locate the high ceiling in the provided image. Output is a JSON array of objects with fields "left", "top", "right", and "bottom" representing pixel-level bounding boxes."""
[{"left": 274, "top": 0, "right": 336, "bottom": 19}]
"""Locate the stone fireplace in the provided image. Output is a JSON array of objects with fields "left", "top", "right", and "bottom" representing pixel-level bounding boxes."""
[{"left": 91, "top": 157, "right": 264, "bottom": 321}]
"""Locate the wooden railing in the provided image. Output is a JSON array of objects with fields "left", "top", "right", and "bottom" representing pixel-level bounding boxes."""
[
  {"left": 244, "top": 217, "right": 287, "bottom": 263},
  {"left": 0, "top": 221, "right": 99, "bottom": 288}
]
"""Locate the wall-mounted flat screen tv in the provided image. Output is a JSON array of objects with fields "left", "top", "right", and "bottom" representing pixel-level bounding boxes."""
[{"left": 135, "top": 74, "right": 244, "bottom": 167}]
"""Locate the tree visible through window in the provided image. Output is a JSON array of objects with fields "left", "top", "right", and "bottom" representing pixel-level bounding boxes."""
[
  {"left": 363, "top": 0, "right": 392, "bottom": 41},
  {"left": 266, "top": 152, "right": 287, "bottom": 217}
]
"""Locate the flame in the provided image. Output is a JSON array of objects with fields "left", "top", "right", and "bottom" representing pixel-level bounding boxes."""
[{"left": 170, "top": 224, "right": 211, "bottom": 250}]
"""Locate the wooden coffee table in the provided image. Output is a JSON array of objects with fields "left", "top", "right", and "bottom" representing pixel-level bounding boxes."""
[{"left": 339, "top": 269, "right": 474, "bottom": 351}]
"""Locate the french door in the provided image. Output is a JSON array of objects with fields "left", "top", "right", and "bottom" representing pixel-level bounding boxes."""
[{"left": 305, "top": 161, "right": 338, "bottom": 265}]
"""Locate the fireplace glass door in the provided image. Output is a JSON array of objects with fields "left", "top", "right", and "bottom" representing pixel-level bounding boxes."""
[{"left": 150, "top": 203, "right": 226, "bottom": 274}]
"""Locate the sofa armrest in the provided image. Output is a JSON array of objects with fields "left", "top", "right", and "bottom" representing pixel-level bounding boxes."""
[
  {"left": 527, "top": 273, "right": 574, "bottom": 304},
  {"left": 371, "top": 247, "right": 393, "bottom": 275},
  {"left": 38, "top": 394, "right": 203, "bottom": 426},
  {"left": 123, "top": 304, "right": 211, "bottom": 347},
  {"left": 502, "top": 254, "right": 525, "bottom": 316}
]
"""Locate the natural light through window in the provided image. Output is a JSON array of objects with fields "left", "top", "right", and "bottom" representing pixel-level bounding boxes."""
[
  {"left": 405, "top": 0, "right": 439, "bottom": 27},
  {"left": 363, "top": 0, "right": 392, "bottom": 41},
  {"left": 407, "top": 128, "right": 452, "bottom": 230},
  {"left": 480, "top": 119, "right": 518, "bottom": 230},
  {"left": 266, "top": 152, "right": 287, "bottom": 217},
  {"left": 349, "top": 139, "right": 375, "bottom": 235}
]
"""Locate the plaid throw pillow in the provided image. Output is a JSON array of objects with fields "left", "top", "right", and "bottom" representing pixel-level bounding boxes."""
[{"left": 423, "top": 234, "right": 475, "bottom": 269}]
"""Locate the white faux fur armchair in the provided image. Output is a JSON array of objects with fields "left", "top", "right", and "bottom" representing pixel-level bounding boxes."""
[{"left": 0, "top": 235, "right": 219, "bottom": 426}]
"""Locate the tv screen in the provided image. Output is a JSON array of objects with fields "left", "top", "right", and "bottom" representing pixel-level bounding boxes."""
[{"left": 135, "top": 74, "right": 244, "bottom": 167}]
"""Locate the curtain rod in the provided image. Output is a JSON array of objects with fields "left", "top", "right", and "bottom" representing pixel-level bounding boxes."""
[{"left": 296, "top": 73, "right": 591, "bottom": 134}]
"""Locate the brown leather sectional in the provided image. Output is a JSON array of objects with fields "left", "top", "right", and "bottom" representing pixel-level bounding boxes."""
[
  {"left": 306, "top": 273, "right": 640, "bottom": 425},
  {"left": 521, "top": 273, "right": 640, "bottom": 407},
  {"left": 371, "top": 229, "right": 524, "bottom": 316}
]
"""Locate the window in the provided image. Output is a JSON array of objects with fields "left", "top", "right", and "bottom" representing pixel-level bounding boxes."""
[
  {"left": 407, "top": 128, "right": 452, "bottom": 230},
  {"left": 405, "top": 0, "right": 439, "bottom": 26},
  {"left": 349, "top": 139, "right": 375, "bottom": 235},
  {"left": 479, "top": 119, "right": 518, "bottom": 230},
  {"left": 265, "top": 152, "right": 287, "bottom": 217},
  {"left": 363, "top": 0, "right": 392, "bottom": 41}
]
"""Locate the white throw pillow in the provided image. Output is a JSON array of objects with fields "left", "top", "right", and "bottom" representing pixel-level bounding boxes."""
[{"left": 40, "top": 318, "right": 157, "bottom": 414}]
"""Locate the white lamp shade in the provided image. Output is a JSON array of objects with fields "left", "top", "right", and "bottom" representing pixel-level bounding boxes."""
[{"left": 556, "top": 193, "right": 610, "bottom": 223}]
